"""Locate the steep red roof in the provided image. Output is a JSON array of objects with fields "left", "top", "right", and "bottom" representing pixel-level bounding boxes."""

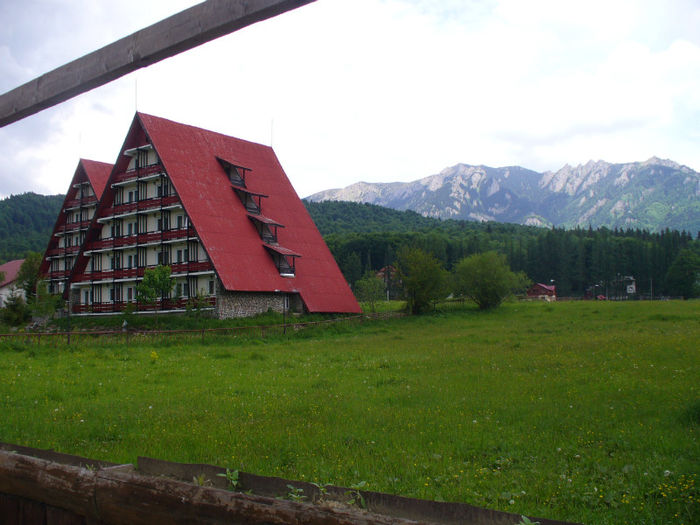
[
  {"left": 0, "top": 259, "right": 23, "bottom": 288},
  {"left": 39, "top": 159, "right": 113, "bottom": 277},
  {"left": 528, "top": 283, "right": 556, "bottom": 295},
  {"left": 106, "top": 113, "right": 359, "bottom": 313},
  {"left": 81, "top": 159, "right": 112, "bottom": 199}
]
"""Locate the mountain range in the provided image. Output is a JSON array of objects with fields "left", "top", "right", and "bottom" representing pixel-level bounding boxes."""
[{"left": 307, "top": 158, "right": 700, "bottom": 233}]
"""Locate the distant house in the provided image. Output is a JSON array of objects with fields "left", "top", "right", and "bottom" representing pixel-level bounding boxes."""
[
  {"left": 375, "top": 265, "right": 401, "bottom": 300},
  {"left": 63, "top": 113, "right": 360, "bottom": 317},
  {"left": 527, "top": 283, "right": 556, "bottom": 301},
  {"left": 0, "top": 259, "right": 25, "bottom": 307}
]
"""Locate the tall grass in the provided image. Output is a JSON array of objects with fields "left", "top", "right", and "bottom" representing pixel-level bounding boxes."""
[{"left": 0, "top": 300, "right": 697, "bottom": 524}]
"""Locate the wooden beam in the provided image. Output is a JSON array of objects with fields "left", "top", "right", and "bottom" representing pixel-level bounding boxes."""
[{"left": 0, "top": 0, "right": 315, "bottom": 127}]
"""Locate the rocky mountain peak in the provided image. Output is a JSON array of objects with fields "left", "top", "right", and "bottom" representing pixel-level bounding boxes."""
[{"left": 306, "top": 158, "right": 699, "bottom": 233}]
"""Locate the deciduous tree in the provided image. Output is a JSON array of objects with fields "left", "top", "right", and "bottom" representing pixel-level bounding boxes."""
[
  {"left": 137, "top": 265, "right": 175, "bottom": 314},
  {"left": 16, "top": 252, "right": 42, "bottom": 301},
  {"left": 665, "top": 248, "right": 700, "bottom": 298},
  {"left": 454, "top": 251, "right": 529, "bottom": 310},
  {"left": 354, "top": 272, "right": 385, "bottom": 312},
  {"left": 396, "top": 247, "right": 448, "bottom": 314}
]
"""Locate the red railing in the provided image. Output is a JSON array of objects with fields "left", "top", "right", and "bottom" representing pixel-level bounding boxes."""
[
  {"left": 85, "top": 228, "right": 192, "bottom": 251},
  {"left": 102, "top": 195, "right": 180, "bottom": 217},
  {"left": 72, "top": 261, "right": 213, "bottom": 283},
  {"left": 47, "top": 270, "right": 71, "bottom": 279},
  {"left": 71, "top": 296, "right": 216, "bottom": 314},
  {"left": 45, "top": 245, "right": 80, "bottom": 257},
  {"left": 170, "top": 261, "right": 214, "bottom": 274},
  {"left": 57, "top": 220, "right": 91, "bottom": 234},
  {"left": 112, "top": 164, "right": 164, "bottom": 184},
  {"left": 64, "top": 196, "right": 97, "bottom": 209}
]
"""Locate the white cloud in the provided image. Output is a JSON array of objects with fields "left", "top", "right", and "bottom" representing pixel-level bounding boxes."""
[{"left": 1, "top": 0, "right": 699, "bottom": 200}]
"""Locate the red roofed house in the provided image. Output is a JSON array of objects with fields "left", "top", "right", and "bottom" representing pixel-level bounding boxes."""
[
  {"left": 68, "top": 113, "right": 361, "bottom": 317},
  {"left": 527, "top": 282, "right": 557, "bottom": 301},
  {"left": 40, "top": 159, "right": 112, "bottom": 295},
  {"left": 0, "top": 259, "right": 25, "bottom": 307}
]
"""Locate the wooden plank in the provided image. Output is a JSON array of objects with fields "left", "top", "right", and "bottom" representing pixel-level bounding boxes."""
[
  {"left": 0, "top": 493, "right": 21, "bottom": 525},
  {"left": 0, "top": 450, "right": 99, "bottom": 520},
  {"left": 0, "top": 0, "right": 315, "bottom": 127}
]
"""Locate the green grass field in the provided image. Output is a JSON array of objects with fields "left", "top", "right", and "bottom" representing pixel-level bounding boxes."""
[{"left": 1, "top": 300, "right": 698, "bottom": 524}]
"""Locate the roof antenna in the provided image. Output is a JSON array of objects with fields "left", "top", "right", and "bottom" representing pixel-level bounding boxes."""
[{"left": 134, "top": 75, "right": 139, "bottom": 112}]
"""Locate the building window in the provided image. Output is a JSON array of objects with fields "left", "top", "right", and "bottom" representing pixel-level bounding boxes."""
[
  {"left": 188, "top": 242, "right": 198, "bottom": 262},
  {"left": 208, "top": 280, "right": 214, "bottom": 295},
  {"left": 157, "top": 249, "right": 170, "bottom": 265},
  {"left": 138, "top": 248, "right": 147, "bottom": 267},
  {"left": 114, "top": 187, "right": 124, "bottom": 205}
]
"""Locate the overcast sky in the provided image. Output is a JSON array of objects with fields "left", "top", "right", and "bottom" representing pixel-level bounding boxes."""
[{"left": 1, "top": 0, "right": 699, "bottom": 200}]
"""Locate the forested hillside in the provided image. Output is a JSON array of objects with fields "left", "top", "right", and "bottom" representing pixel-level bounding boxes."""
[
  {"left": 0, "top": 195, "right": 696, "bottom": 298},
  {"left": 305, "top": 200, "right": 699, "bottom": 298},
  {"left": 0, "top": 193, "right": 64, "bottom": 263}
]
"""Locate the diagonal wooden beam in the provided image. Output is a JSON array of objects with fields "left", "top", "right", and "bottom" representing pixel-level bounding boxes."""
[{"left": 0, "top": 0, "right": 315, "bottom": 127}]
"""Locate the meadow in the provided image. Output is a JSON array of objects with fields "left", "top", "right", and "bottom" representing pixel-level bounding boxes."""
[{"left": 0, "top": 300, "right": 698, "bottom": 524}]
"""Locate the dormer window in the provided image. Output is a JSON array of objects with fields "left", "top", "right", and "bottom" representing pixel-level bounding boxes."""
[
  {"left": 233, "top": 187, "right": 266, "bottom": 215},
  {"left": 217, "top": 157, "right": 250, "bottom": 187},
  {"left": 248, "top": 214, "right": 283, "bottom": 244},
  {"left": 263, "top": 244, "right": 300, "bottom": 277}
]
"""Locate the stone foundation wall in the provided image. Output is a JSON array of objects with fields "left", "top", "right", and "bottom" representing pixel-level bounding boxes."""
[{"left": 216, "top": 290, "right": 303, "bottom": 319}]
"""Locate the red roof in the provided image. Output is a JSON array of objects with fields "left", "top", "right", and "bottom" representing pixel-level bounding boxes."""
[
  {"left": 0, "top": 259, "right": 23, "bottom": 288},
  {"left": 39, "top": 159, "right": 113, "bottom": 276},
  {"left": 527, "top": 283, "right": 556, "bottom": 295},
  {"left": 81, "top": 113, "right": 360, "bottom": 314},
  {"left": 81, "top": 159, "right": 112, "bottom": 199}
]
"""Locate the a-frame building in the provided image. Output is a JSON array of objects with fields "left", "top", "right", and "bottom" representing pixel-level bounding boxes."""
[
  {"left": 68, "top": 113, "right": 360, "bottom": 317},
  {"left": 40, "top": 159, "right": 112, "bottom": 295}
]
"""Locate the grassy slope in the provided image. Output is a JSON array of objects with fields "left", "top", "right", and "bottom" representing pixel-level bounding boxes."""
[{"left": 1, "top": 301, "right": 698, "bottom": 524}]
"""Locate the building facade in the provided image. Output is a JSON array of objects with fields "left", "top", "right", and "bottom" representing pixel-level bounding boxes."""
[
  {"left": 63, "top": 113, "right": 360, "bottom": 317},
  {"left": 40, "top": 160, "right": 111, "bottom": 295}
]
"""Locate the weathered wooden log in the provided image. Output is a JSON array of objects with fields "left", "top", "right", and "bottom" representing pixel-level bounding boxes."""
[
  {"left": 0, "top": 450, "right": 430, "bottom": 525},
  {"left": 0, "top": 0, "right": 316, "bottom": 127},
  {"left": 0, "top": 449, "right": 100, "bottom": 519}
]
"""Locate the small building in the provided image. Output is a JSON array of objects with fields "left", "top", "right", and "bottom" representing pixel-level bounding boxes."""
[
  {"left": 375, "top": 265, "right": 400, "bottom": 300},
  {"left": 66, "top": 113, "right": 361, "bottom": 317},
  {"left": 0, "top": 259, "right": 25, "bottom": 307},
  {"left": 527, "top": 283, "right": 556, "bottom": 301}
]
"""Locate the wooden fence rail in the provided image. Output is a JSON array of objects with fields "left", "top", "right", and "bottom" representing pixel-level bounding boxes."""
[
  {"left": 0, "top": 312, "right": 405, "bottom": 347},
  {"left": 0, "top": 444, "right": 581, "bottom": 525}
]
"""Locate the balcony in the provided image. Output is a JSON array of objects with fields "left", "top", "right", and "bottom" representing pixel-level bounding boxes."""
[
  {"left": 64, "top": 196, "right": 98, "bottom": 209},
  {"left": 45, "top": 245, "right": 81, "bottom": 257},
  {"left": 55, "top": 220, "right": 91, "bottom": 235},
  {"left": 47, "top": 269, "right": 71, "bottom": 279},
  {"left": 100, "top": 195, "right": 180, "bottom": 219},
  {"left": 73, "top": 261, "right": 213, "bottom": 283},
  {"left": 72, "top": 296, "right": 216, "bottom": 314},
  {"left": 170, "top": 261, "right": 215, "bottom": 274},
  {"left": 112, "top": 163, "right": 165, "bottom": 184},
  {"left": 85, "top": 228, "right": 194, "bottom": 252}
]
